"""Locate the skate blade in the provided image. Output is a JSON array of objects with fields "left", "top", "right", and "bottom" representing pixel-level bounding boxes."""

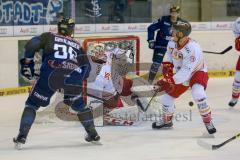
[
  {"left": 90, "top": 141, "right": 102, "bottom": 145},
  {"left": 152, "top": 126, "right": 173, "bottom": 130}
]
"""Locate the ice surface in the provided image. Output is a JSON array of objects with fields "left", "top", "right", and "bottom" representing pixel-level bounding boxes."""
[{"left": 0, "top": 78, "right": 240, "bottom": 160}]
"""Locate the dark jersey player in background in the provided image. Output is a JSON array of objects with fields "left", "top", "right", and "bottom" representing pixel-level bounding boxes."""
[
  {"left": 147, "top": 5, "right": 181, "bottom": 84},
  {"left": 13, "top": 18, "right": 100, "bottom": 149}
]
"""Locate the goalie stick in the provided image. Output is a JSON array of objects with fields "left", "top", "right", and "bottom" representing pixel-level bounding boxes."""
[
  {"left": 203, "top": 46, "right": 232, "bottom": 55},
  {"left": 197, "top": 132, "right": 240, "bottom": 150}
]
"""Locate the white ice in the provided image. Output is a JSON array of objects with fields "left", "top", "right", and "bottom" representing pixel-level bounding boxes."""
[{"left": 0, "top": 78, "right": 240, "bottom": 160}]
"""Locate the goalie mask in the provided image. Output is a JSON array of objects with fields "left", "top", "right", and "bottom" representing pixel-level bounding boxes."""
[
  {"left": 89, "top": 43, "right": 107, "bottom": 64},
  {"left": 58, "top": 18, "right": 75, "bottom": 37}
]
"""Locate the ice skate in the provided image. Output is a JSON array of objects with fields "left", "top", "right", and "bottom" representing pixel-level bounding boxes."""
[
  {"left": 228, "top": 98, "right": 238, "bottom": 107},
  {"left": 85, "top": 127, "right": 100, "bottom": 143},
  {"left": 204, "top": 121, "right": 217, "bottom": 134},
  {"left": 152, "top": 119, "right": 173, "bottom": 129},
  {"left": 13, "top": 135, "right": 26, "bottom": 150}
]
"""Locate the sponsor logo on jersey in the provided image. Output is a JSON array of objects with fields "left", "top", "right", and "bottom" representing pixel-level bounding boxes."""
[
  {"left": 164, "top": 22, "right": 171, "bottom": 26},
  {"left": 48, "top": 60, "right": 79, "bottom": 70},
  {"left": 34, "top": 91, "right": 48, "bottom": 101}
]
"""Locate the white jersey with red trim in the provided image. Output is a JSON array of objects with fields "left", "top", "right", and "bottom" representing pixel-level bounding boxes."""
[
  {"left": 166, "top": 39, "right": 207, "bottom": 85},
  {"left": 88, "top": 47, "right": 125, "bottom": 99},
  {"left": 233, "top": 17, "right": 240, "bottom": 38}
]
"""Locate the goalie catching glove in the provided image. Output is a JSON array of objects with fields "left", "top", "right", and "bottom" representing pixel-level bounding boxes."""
[{"left": 20, "top": 58, "right": 36, "bottom": 81}]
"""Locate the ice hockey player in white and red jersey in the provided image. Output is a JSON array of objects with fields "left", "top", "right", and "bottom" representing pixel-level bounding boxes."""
[
  {"left": 229, "top": 17, "right": 240, "bottom": 107},
  {"left": 87, "top": 42, "right": 134, "bottom": 125},
  {"left": 152, "top": 19, "right": 217, "bottom": 134}
]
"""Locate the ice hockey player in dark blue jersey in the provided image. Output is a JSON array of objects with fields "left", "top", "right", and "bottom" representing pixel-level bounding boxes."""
[
  {"left": 147, "top": 5, "right": 182, "bottom": 84},
  {"left": 13, "top": 18, "right": 101, "bottom": 149}
]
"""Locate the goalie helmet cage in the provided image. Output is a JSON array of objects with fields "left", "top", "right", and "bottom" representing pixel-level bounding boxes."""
[{"left": 35, "top": 35, "right": 141, "bottom": 125}]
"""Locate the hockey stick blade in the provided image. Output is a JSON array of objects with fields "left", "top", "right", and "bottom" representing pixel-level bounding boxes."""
[
  {"left": 197, "top": 133, "right": 240, "bottom": 150},
  {"left": 203, "top": 46, "right": 232, "bottom": 55},
  {"left": 134, "top": 90, "right": 163, "bottom": 112}
]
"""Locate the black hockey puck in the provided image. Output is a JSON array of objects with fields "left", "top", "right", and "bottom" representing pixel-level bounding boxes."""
[{"left": 189, "top": 101, "right": 194, "bottom": 106}]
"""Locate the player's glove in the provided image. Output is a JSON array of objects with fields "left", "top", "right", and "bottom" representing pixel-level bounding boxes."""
[
  {"left": 235, "top": 36, "right": 240, "bottom": 51},
  {"left": 20, "top": 58, "right": 35, "bottom": 81},
  {"left": 162, "top": 62, "right": 174, "bottom": 79},
  {"left": 154, "top": 77, "right": 175, "bottom": 94},
  {"left": 148, "top": 40, "right": 155, "bottom": 49}
]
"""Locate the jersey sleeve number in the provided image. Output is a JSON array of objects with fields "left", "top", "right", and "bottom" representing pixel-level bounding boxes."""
[{"left": 54, "top": 44, "right": 77, "bottom": 59}]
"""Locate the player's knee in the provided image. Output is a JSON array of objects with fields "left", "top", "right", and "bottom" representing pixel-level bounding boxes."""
[
  {"left": 70, "top": 96, "right": 86, "bottom": 112},
  {"left": 191, "top": 84, "right": 206, "bottom": 101}
]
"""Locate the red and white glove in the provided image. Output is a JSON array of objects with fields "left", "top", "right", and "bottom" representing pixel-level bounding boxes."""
[
  {"left": 162, "top": 62, "right": 174, "bottom": 79},
  {"left": 235, "top": 36, "right": 240, "bottom": 51},
  {"left": 154, "top": 77, "right": 175, "bottom": 94}
]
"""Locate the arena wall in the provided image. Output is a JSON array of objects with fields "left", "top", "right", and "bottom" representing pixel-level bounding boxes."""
[{"left": 0, "top": 30, "right": 237, "bottom": 89}]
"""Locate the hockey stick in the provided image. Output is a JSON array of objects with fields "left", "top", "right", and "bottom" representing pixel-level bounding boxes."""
[
  {"left": 203, "top": 46, "right": 232, "bottom": 55},
  {"left": 197, "top": 132, "right": 240, "bottom": 150},
  {"left": 134, "top": 90, "right": 162, "bottom": 112}
]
